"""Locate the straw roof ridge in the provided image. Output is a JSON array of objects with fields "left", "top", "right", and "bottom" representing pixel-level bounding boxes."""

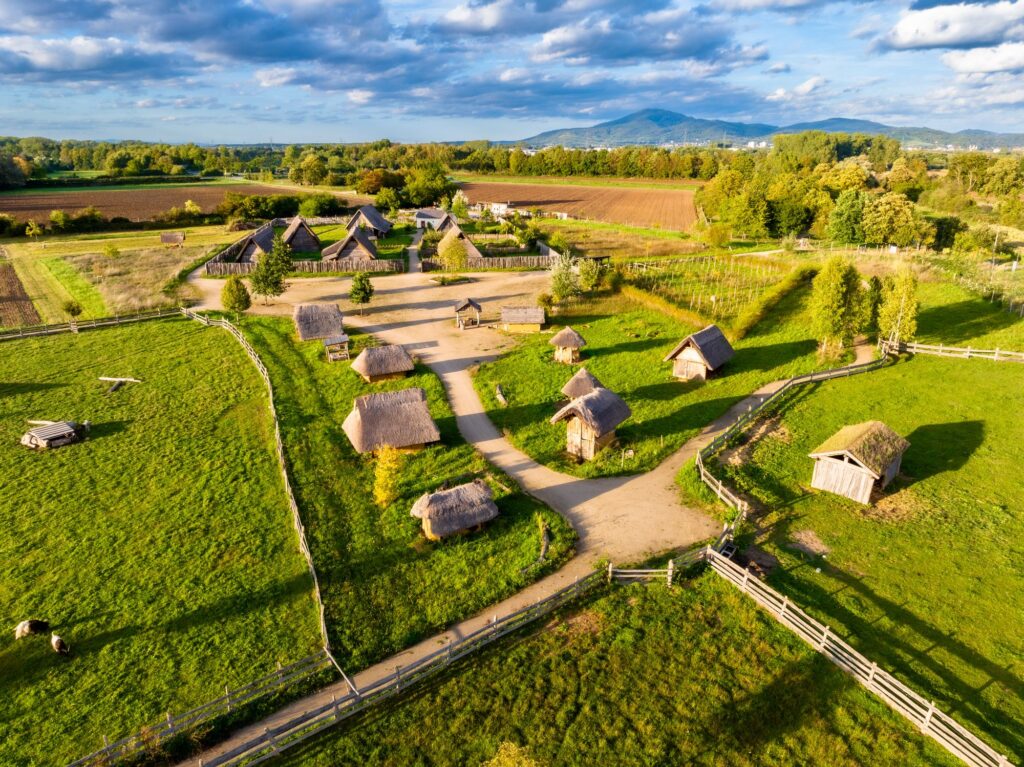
[
  {"left": 561, "top": 367, "right": 603, "bottom": 399},
  {"left": 348, "top": 205, "right": 392, "bottom": 234},
  {"left": 282, "top": 215, "right": 317, "bottom": 244},
  {"left": 410, "top": 479, "right": 499, "bottom": 538},
  {"left": 293, "top": 303, "right": 344, "bottom": 341},
  {"left": 351, "top": 344, "right": 415, "bottom": 377},
  {"left": 664, "top": 324, "right": 735, "bottom": 370},
  {"left": 454, "top": 298, "right": 481, "bottom": 312},
  {"left": 322, "top": 227, "right": 377, "bottom": 259},
  {"left": 501, "top": 306, "right": 546, "bottom": 325},
  {"left": 809, "top": 421, "right": 909, "bottom": 477},
  {"left": 550, "top": 326, "right": 586, "bottom": 349},
  {"left": 343, "top": 387, "right": 440, "bottom": 453},
  {"left": 550, "top": 386, "right": 631, "bottom": 434}
]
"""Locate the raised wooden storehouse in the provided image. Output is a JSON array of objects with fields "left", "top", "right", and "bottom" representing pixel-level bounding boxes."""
[
  {"left": 550, "top": 387, "right": 631, "bottom": 461},
  {"left": 351, "top": 344, "right": 415, "bottom": 383},
  {"left": 501, "top": 306, "right": 546, "bottom": 333},
  {"left": 809, "top": 421, "right": 910, "bottom": 504},
  {"left": 160, "top": 231, "right": 185, "bottom": 246},
  {"left": 20, "top": 421, "right": 89, "bottom": 450},
  {"left": 237, "top": 223, "right": 275, "bottom": 263},
  {"left": 321, "top": 228, "right": 377, "bottom": 261},
  {"left": 281, "top": 216, "right": 321, "bottom": 252},
  {"left": 323, "top": 334, "right": 350, "bottom": 362},
  {"left": 454, "top": 298, "right": 481, "bottom": 328},
  {"left": 410, "top": 479, "right": 500, "bottom": 541},
  {"left": 293, "top": 304, "right": 344, "bottom": 341},
  {"left": 437, "top": 226, "right": 483, "bottom": 259},
  {"left": 347, "top": 205, "right": 392, "bottom": 238},
  {"left": 549, "top": 326, "right": 586, "bottom": 364},
  {"left": 664, "top": 324, "right": 735, "bottom": 381},
  {"left": 342, "top": 388, "right": 441, "bottom": 454},
  {"left": 414, "top": 208, "right": 457, "bottom": 231},
  {"left": 561, "top": 367, "right": 603, "bottom": 400}
]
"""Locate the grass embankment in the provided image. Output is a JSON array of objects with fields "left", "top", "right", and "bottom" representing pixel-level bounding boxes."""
[
  {"left": 278, "top": 573, "right": 958, "bottom": 767},
  {"left": 454, "top": 173, "right": 704, "bottom": 191},
  {"left": 239, "top": 317, "right": 575, "bottom": 669},
  {"left": 473, "top": 284, "right": 841, "bottom": 478},
  {"left": 0, "top": 319, "right": 321, "bottom": 765}
]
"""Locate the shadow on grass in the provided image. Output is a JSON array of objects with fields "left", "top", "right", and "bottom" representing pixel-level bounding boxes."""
[
  {"left": 916, "top": 301, "right": 1019, "bottom": 345},
  {"left": 902, "top": 420, "right": 984, "bottom": 483},
  {"left": 88, "top": 420, "right": 129, "bottom": 439},
  {"left": 0, "top": 381, "right": 67, "bottom": 398}
]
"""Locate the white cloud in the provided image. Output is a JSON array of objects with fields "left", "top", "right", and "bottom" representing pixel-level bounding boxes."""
[
  {"left": 347, "top": 88, "right": 374, "bottom": 104},
  {"left": 767, "top": 75, "right": 827, "bottom": 101},
  {"left": 943, "top": 41, "right": 1024, "bottom": 72},
  {"left": 883, "top": 1, "right": 1024, "bottom": 50},
  {"left": 255, "top": 66, "right": 298, "bottom": 87}
]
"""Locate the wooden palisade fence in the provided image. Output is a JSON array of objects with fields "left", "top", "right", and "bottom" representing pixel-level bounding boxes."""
[
  {"left": 420, "top": 255, "right": 556, "bottom": 271},
  {"left": 205, "top": 258, "right": 403, "bottom": 276}
]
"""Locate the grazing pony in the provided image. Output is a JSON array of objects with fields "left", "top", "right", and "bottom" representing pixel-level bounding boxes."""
[
  {"left": 51, "top": 634, "right": 71, "bottom": 657},
  {"left": 14, "top": 619, "right": 50, "bottom": 639}
]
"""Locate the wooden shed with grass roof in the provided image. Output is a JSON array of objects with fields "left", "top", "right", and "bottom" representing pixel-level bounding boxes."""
[
  {"left": 351, "top": 344, "right": 415, "bottom": 383},
  {"left": 281, "top": 216, "right": 321, "bottom": 252},
  {"left": 347, "top": 205, "right": 392, "bottom": 238},
  {"left": 550, "top": 326, "right": 586, "bottom": 364},
  {"left": 322, "top": 228, "right": 377, "bottom": 261},
  {"left": 342, "top": 388, "right": 440, "bottom": 454},
  {"left": 664, "top": 324, "right": 735, "bottom": 382},
  {"left": 294, "top": 304, "right": 344, "bottom": 341},
  {"left": 410, "top": 479, "right": 500, "bottom": 540},
  {"left": 551, "top": 387, "right": 631, "bottom": 461},
  {"left": 501, "top": 306, "right": 546, "bottom": 333},
  {"left": 561, "top": 368, "right": 602, "bottom": 400},
  {"left": 809, "top": 421, "right": 909, "bottom": 504}
]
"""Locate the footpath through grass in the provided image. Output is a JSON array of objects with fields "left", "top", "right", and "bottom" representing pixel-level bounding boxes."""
[
  {"left": 0, "top": 319, "right": 321, "bottom": 765},
  {"left": 278, "top": 573, "right": 958, "bottom": 767},
  {"left": 239, "top": 316, "right": 575, "bottom": 670}
]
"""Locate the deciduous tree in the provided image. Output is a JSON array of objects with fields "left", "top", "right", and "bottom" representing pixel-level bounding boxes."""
[
  {"left": 878, "top": 268, "right": 919, "bottom": 344},
  {"left": 350, "top": 271, "right": 374, "bottom": 314},
  {"left": 809, "top": 256, "right": 864, "bottom": 358},
  {"left": 221, "top": 275, "right": 251, "bottom": 320},
  {"left": 250, "top": 234, "right": 292, "bottom": 305}
]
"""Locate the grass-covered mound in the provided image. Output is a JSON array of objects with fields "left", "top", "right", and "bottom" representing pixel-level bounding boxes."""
[
  {"left": 473, "top": 287, "right": 836, "bottom": 478},
  {"left": 239, "top": 317, "right": 575, "bottom": 670},
  {"left": 277, "top": 573, "right": 958, "bottom": 767},
  {"left": 0, "top": 319, "right": 321, "bottom": 765}
]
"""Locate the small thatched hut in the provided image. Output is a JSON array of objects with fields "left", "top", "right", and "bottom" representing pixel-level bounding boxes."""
[
  {"left": 282, "top": 216, "right": 321, "bottom": 252},
  {"left": 323, "top": 334, "right": 350, "bottom": 362},
  {"left": 238, "top": 224, "right": 275, "bottom": 263},
  {"left": 347, "top": 205, "right": 392, "bottom": 238},
  {"left": 561, "top": 368, "right": 603, "bottom": 400},
  {"left": 501, "top": 306, "right": 546, "bottom": 333},
  {"left": 410, "top": 479, "right": 500, "bottom": 540},
  {"left": 549, "top": 326, "right": 586, "bottom": 364},
  {"left": 322, "top": 228, "right": 377, "bottom": 261},
  {"left": 414, "top": 209, "right": 457, "bottom": 231},
  {"left": 550, "top": 387, "right": 631, "bottom": 461},
  {"left": 343, "top": 388, "right": 440, "bottom": 454},
  {"left": 664, "top": 324, "right": 735, "bottom": 381},
  {"left": 808, "top": 421, "right": 909, "bottom": 504},
  {"left": 454, "top": 298, "right": 481, "bottom": 328},
  {"left": 438, "top": 226, "right": 483, "bottom": 259},
  {"left": 351, "top": 345, "right": 415, "bottom": 383},
  {"left": 293, "top": 304, "right": 344, "bottom": 341}
]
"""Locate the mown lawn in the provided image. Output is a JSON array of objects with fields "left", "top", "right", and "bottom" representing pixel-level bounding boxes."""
[
  {"left": 916, "top": 279, "right": 1024, "bottom": 350},
  {"left": 238, "top": 317, "right": 576, "bottom": 670},
  {"left": 473, "top": 286, "right": 840, "bottom": 478},
  {"left": 278, "top": 573, "right": 958, "bottom": 767},
  {"left": 0, "top": 319, "right": 321, "bottom": 765}
]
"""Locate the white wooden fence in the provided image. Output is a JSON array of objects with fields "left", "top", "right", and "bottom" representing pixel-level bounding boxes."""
[{"left": 881, "top": 339, "right": 1024, "bottom": 363}]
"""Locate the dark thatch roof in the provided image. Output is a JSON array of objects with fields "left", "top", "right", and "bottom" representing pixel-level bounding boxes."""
[
  {"left": 438, "top": 226, "right": 483, "bottom": 259},
  {"left": 322, "top": 227, "right": 377, "bottom": 260},
  {"left": 550, "top": 387, "right": 631, "bottom": 435},
  {"left": 282, "top": 216, "right": 320, "bottom": 248},
  {"left": 549, "top": 326, "right": 586, "bottom": 349},
  {"left": 323, "top": 334, "right": 350, "bottom": 347},
  {"left": 351, "top": 345, "right": 415, "bottom": 378},
  {"left": 663, "top": 324, "right": 735, "bottom": 370},
  {"left": 293, "top": 304, "right": 344, "bottom": 341},
  {"left": 239, "top": 223, "right": 275, "bottom": 261},
  {"left": 347, "top": 205, "right": 392, "bottom": 235},
  {"left": 809, "top": 421, "right": 910, "bottom": 478},
  {"left": 343, "top": 388, "right": 440, "bottom": 453},
  {"left": 454, "top": 298, "right": 481, "bottom": 313},
  {"left": 561, "top": 367, "right": 603, "bottom": 399},
  {"left": 501, "top": 306, "right": 546, "bottom": 325},
  {"left": 410, "top": 479, "right": 500, "bottom": 539}
]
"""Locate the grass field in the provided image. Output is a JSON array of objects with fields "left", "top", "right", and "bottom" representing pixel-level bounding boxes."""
[
  {"left": 277, "top": 574, "right": 958, "bottom": 767},
  {"left": 473, "top": 285, "right": 841, "bottom": 478},
  {"left": 0, "top": 319, "right": 321, "bottom": 765},
  {"left": 238, "top": 317, "right": 576, "bottom": 669}
]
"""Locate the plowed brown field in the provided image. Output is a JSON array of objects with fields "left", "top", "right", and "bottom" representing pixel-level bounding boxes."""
[
  {"left": 459, "top": 181, "right": 698, "bottom": 230},
  {"left": 0, "top": 260, "right": 40, "bottom": 327}
]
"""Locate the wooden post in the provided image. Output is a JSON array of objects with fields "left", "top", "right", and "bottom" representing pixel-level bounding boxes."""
[
  {"left": 607, "top": 561, "right": 614, "bottom": 583},
  {"left": 780, "top": 596, "right": 788, "bottom": 619},
  {"left": 666, "top": 559, "right": 675, "bottom": 587},
  {"left": 740, "top": 570, "right": 749, "bottom": 592},
  {"left": 922, "top": 700, "right": 936, "bottom": 732},
  {"left": 225, "top": 684, "right": 232, "bottom": 712},
  {"left": 867, "top": 662, "right": 877, "bottom": 688},
  {"left": 819, "top": 625, "right": 830, "bottom": 651}
]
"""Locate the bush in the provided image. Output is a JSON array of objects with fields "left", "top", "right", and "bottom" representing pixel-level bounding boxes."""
[
  {"left": 578, "top": 258, "right": 600, "bottom": 292},
  {"left": 537, "top": 292, "right": 553, "bottom": 310},
  {"left": 298, "top": 193, "right": 342, "bottom": 217}
]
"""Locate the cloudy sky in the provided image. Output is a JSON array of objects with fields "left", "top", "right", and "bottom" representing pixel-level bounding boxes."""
[{"left": 0, "top": 0, "right": 1020, "bottom": 143}]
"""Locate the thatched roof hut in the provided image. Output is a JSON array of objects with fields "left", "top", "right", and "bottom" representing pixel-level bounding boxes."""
[
  {"left": 342, "top": 388, "right": 441, "bottom": 453},
  {"left": 501, "top": 306, "right": 546, "bottom": 332},
  {"left": 293, "top": 304, "right": 344, "bottom": 341},
  {"left": 282, "top": 216, "right": 321, "bottom": 252},
  {"left": 438, "top": 226, "right": 483, "bottom": 259},
  {"left": 561, "top": 368, "right": 603, "bottom": 400},
  {"left": 549, "top": 326, "right": 586, "bottom": 364},
  {"left": 238, "top": 223, "right": 275, "bottom": 263},
  {"left": 809, "top": 421, "right": 909, "bottom": 504},
  {"left": 351, "top": 344, "right": 415, "bottom": 382},
  {"left": 454, "top": 298, "right": 481, "bottom": 327},
  {"left": 410, "top": 479, "right": 500, "bottom": 540},
  {"left": 347, "top": 205, "right": 392, "bottom": 237},
  {"left": 664, "top": 324, "right": 735, "bottom": 381},
  {"left": 322, "top": 228, "right": 377, "bottom": 261},
  {"left": 550, "top": 387, "right": 631, "bottom": 461}
]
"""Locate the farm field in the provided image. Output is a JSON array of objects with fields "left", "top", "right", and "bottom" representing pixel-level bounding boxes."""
[
  {"left": 277, "top": 574, "right": 958, "bottom": 767},
  {"left": 0, "top": 259, "right": 40, "bottom": 326},
  {"left": 454, "top": 173, "right": 704, "bottom": 190},
  {"left": 0, "top": 319, "right": 321, "bottom": 765},
  {"left": 473, "top": 283, "right": 839, "bottom": 478},
  {"left": 238, "top": 317, "right": 576, "bottom": 669},
  {"left": 459, "top": 181, "right": 699, "bottom": 231}
]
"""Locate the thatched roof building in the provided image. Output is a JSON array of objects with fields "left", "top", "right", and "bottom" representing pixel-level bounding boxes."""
[
  {"left": 500, "top": 306, "right": 546, "bottom": 332},
  {"left": 347, "top": 205, "right": 392, "bottom": 237},
  {"left": 351, "top": 344, "right": 415, "bottom": 382},
  {"left": 664, "top": 324, "right": 735, "bottom": 381},
  {"left": 550, "top": 387, "right": 631, "bottom": 461},
  {"left": 809, "top": 421, "right": 909, "bottom": 504},
  {"left": 410, "top": 479, "right": 500, "bottom": 540},
  {"left": 282, "top": 216, "right": 321, "bottom": 252},
  {"left": 561, "top": 368, "right": 603, "bottom": 400},
  {"left": 238, "top": 223, "right": 275, "bottom": 263},
  {"left": 293, "top": 304, "right": 344, "bottom": 341},
  {"left": 438, "top": 226, "right": 483, "bottom": 259},
  {"left": 322, "top": 228, "right": 377, "bottom": 260},
  {"left": 342, "top": 388, "right": 441, "bottom": 453},
  {"left": 454, "top": 298, "right": 482, "bottom": 327},
  {"left": 550, "top": 326, "right": 586, "bottom": 364}
]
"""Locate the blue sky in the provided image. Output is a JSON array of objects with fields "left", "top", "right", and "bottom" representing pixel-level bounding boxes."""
[{"left": 0, "top": 0, "right": 1021, "bottom": 143}]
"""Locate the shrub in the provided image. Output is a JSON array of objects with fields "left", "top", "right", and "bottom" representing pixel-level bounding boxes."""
[
  {"left": 373, "top": 446, "right": 404, "bottom": 508},
  {"left": 438, "top": 236, "right": 468, "bottom": 271},
  {"left": 537, "top": 292, "right": 553, "bottom": 310},
  {"left": 578, "top": 258, "right": 601, "bottom": 292},
  {"left": 298, "top": 193, "right": 342, "bottom": 218},
  {"left": 350, "top": 271, "right": 374, "bottom": 314},
  {"left": 62, "top": 299, "right": 83, "bottom": 319},
  {"left": 221, "top": 275, "right": 252, "bottom": 319},
  {"left": 104, "top": 243, "right": 120, "bottom": 258}
]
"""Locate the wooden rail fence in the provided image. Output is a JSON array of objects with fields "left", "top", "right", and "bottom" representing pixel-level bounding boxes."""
[
  {"left": 0, "top": 307, "right": 182, "bottom": 342},
  {"left": 881, "top": 339, "right": 1024, "bottom": 363}
]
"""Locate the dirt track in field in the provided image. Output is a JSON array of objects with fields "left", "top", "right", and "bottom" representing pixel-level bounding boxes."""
[
  {"left": 460, "top": 181, "right": 699, "bottom": 230},
  {"left": 0, "top": 258, "right": 40, "bottom": 327}
]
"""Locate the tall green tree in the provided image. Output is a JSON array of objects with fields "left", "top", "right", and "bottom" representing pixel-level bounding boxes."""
[
  {"left": 249, "top": 234, "right": 292, "bottom": 305},
  {"left": 878, "top": 268, "right": 919, "bottom": 345},
  {"left": 826, "top": 189, "right": 867, "bottom": 244},
  {"left": 549, "top": 253, "right": 580, "bottom": 304},
  {"left": 375, "top": 187, "right": 403, "bottom": 217},
  {"left": 862, "top": 192, "right": 926, "bottom": 247},
  {"left": 809, "top": 256, "right": 864, "bottom": 358},
  {"left": 221, "top": 275, "right": 252, "bottom": 320},
  {"left": 350, "top": 271, "right": 374, "bottom": 314}
]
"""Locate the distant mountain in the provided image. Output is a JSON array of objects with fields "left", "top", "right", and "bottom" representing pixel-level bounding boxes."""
[{"left": 518, "top": 109, "right": 1024, "bottom": 150}]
